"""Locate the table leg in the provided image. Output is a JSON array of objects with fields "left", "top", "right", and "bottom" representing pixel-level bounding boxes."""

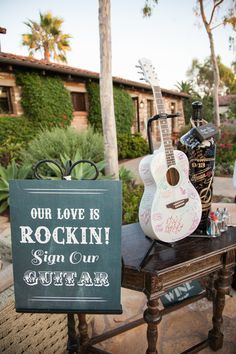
[
  {"left": 78, "top": 313, "right": 90, "bottom": 350},
  {"left": 67, "top": 314, "right": 78, "bottom": 353},
  {"left": 144, "top": 297, "right": 162, "bottom": 354},
  {"left": 205, "top": 272, "right": 217, "bottom": 301},
  {"left": 208, "top": 267, "right": 232, "bottom": 351}
]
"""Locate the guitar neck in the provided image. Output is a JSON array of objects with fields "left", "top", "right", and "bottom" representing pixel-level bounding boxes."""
[{"left": 153, "top": 86, "right": 175, "bottom": 167}]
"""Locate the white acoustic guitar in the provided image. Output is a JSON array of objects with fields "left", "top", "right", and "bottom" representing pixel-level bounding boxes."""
[{"left": 138, "top": 58, "right": 202, "bottom": 243}]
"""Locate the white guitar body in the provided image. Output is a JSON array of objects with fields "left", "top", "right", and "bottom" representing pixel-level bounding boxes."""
[
  {"left": 137, "top": 57, "right": 202, "bottom": 243},
  {"left": 139, "top": 147, "right": 202, "bottom": 243}
]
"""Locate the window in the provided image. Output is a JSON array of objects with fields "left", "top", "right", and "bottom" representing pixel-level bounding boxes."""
[
  {"left": 132, "top": 97, "right": 140, "bottom": 132},
  {"left": 71, "top": 92, "right": 87, "bottom": 112},
  {"left": 170, "top": 102, "right": 176, "bottom": 114},
  {"left": 0, "top": 86, "right": 12, "bottom": 114},
  {"left": 147, "top": 99, "right": 154, "bottom": 118},
  {"left": 170, "top": 101, "right": 178, "bottom": 132}
]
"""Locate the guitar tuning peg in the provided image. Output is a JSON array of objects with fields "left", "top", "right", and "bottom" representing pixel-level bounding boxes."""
[
  {"left": 139, "top": 78, "right": 145, "bottom": 81},
  {"left": 137, "top": 71, "right": 144, "bottom": 75},
  {"left": 135, "top": 65, "right": 142, "bottom": 69}
]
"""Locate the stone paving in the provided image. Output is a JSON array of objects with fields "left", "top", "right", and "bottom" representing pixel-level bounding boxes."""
[{"left": 120, "top": 156, "right": 236, "bottom": 200}]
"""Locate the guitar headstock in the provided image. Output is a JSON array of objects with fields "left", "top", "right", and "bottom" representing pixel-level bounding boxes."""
[{"left": 137, "top": 58, "right": 159, "bottom": 87}]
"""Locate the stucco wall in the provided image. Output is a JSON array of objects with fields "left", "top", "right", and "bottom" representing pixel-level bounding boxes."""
[{"left": 64, "top": 81, "right": 88, "bottom": 130}]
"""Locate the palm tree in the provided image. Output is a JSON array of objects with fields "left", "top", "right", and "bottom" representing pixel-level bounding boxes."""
[
  {"left": 22, "top": 11, "right": 71, "bottom": 63},
  {"left": 175, "top": 80, "right": 194, "bottom": 95}
]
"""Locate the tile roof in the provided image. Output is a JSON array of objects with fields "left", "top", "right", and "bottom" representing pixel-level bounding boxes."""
[
  {"left": 218, "top": 95, "right": 236, "bottom": 106},
  {"left": 0, "top": 52, "right": 190, "bottom": 98}
]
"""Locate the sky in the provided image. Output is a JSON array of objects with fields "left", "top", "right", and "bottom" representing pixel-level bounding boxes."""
[{"left": 0, "top": 0, "right": 235, "bottom": 90}]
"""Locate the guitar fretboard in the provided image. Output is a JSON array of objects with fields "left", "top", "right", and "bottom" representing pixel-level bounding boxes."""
[{"left": 154, "top": 87, "right": 176, "bottom": 167}]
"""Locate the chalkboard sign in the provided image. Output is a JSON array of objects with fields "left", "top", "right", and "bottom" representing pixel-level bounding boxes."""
[
  {"left": 192, "top": 123, "right": 218, "bottom": 142},
  {"left": 9, "top": 180, "right": 122, "bottom": 314}
]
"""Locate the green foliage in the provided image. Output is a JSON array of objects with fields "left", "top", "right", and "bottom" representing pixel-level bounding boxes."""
[
  {"left": 142, "top": 0, "right": 159, "bottom": 17},
  {"left": 182, "top": 95, "right": 213, "bottom": 125},
  {"left": 179, "top": 124, "right": 236, "bottom": 177},
  {"left": 87, "top": 82, "right": 102, "bottom": 132},
  {"left": 0, "top": 160, "right": 32, "bottom": 214},
  {"left": 36, "top": 150, "right": 106, "bottom": 180},
  {"left": 117, "top": 133, "right": 149, "bottom": 159},
  {"left": 22, "top": 11, "right": 72, "bottom": 62},
  {"left": 0, "top": 116, "right": 38, "bottom": 166},
  {"left": 228, "top": 98, "right": 236, "bottom": 120},
  {"left": 87, "top": 82, "right": 135, "bottom": 134},
  {"left": 122, "top": 181, "right": 144, "bottom": 224},
  {"left": 113, "top": 86, "right": 135, "bottom": 133},
  {"left": 201, "top": 95, "right": 214, "bottom": 122},
  {"left": 22, "top": 126, "right": 104, "bottom": 168},
  {"left": 119, "top": 166, "right": 134, "bottom": 183},
  {"left": 187, "top": 56, "right": 236, "bottom": 95},
  {"left": 16, "top": 72, "right": 73, "bottom": 127},
  {"left": 119, "top": 166, "right": 144, "bottom": 224},
  {"left": 215, "top": 125, "right": 236, "bottom": 176},
  {"left": 175, "top": 80, "right": 194, "bottom": 95}
]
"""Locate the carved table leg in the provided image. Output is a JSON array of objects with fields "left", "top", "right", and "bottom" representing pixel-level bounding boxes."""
[
  {"left": 205, "top": 272, "right": 217, "bottom": 301},
  {"left": 144, "top": 297, "right": 162, "bottom": 354},
  {"left": 208, "top": 266, "right": 233, "bottom": 351},
  {"left": 67, "top": 314, "right": 78, "bottom": 353},
  {"left": 78, "top": 313, "right": 90, "bottom": 351}
]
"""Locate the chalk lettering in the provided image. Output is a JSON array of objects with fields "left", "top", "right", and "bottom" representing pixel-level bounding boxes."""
[
  {"left": 31, "top": 208, "right": 52, "bottom": 220},
  {"left": 69, "top": 252, "right": 99, "bottom": 264},
  {"left": 31, "top": 249, "right": 65, "bottom": 266},
  {"left": 57, "top": 208, "right": 85, "bottom": 220},
  {"left": 19, "top": 226, "right": 110, "bottom": 245},
  {"left": 90, "top": 208, "right": 100, "bottom": 220},
  {"left": 23, "top": 270, "right": 110, "bottom": 287}
]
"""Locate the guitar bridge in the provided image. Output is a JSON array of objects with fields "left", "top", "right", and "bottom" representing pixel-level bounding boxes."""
[{"left": 166, "top": 198, "right": 189, "bottom": 209}]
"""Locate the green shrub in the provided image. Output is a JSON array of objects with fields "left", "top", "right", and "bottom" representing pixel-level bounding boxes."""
[
  {"left": 180, "top": 124, "right": 236, "bottom": 177},
  {"left": 113, "top": 86, "right": 135, "bottom": 133},
  {"left": 87, "top": 82, "right": 134, "bottom": 134},
  {"left": 119, "top": 166, "right": 144, "bottom": 224},
  {"left": 122, "top": 181, "right": 144, "bottom": 224},
  {"left": 215, "top": 125, "right": 236, "bottom": 176},
  {"left": 87, "top": 82, "right": 102, "bottom": 132},
  {"left": 0, "top": 160, "right": 32, "bottom": 214},
  {"left": 35, "top": 150, "right": 106, "bottom": 181},
  {"left": 0, "top": 116, "right": 38, "bottom": 166},
  {"left": 117, "top": 133, "right": 149, "bottom": 159},
  {"left": 22, "top": 126, "right": 104, "bottom": 168},
  {"left": 16, "top": 72, "right": 73, "bottom": 127}
]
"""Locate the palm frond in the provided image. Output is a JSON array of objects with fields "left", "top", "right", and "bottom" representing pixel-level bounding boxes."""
[{"left": 22, "top": 11, "right": 71, "bottom": 63}]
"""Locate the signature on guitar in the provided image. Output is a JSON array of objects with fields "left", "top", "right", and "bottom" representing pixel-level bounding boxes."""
[
  {"left": 165, "top": 216, "right": 184, "bottom": 234},
  {"left": 137, "top": 58, "right": 202, "bottom": 243}
]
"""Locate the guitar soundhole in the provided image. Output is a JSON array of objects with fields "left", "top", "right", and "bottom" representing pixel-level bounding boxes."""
[{"left": 166, "top": 167, "right": 180, "bottom": 186}]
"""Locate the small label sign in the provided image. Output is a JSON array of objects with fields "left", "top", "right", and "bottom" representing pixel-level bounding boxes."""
[{"left": 10, "top": 180, "right": 122, "bottom": 314}]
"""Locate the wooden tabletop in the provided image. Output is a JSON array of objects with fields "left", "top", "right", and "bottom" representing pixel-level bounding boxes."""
[{"left": 121, "top": 223, "right": 236, "bottom": 274}]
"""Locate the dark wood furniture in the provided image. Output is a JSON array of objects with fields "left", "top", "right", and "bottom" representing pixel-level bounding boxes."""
[{"left": 71, "top": 223, "right": 236, "bottom": 354}]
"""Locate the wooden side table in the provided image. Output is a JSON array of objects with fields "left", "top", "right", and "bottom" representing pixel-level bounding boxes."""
[
  {"left": 70, "top": 224, "right": 236, "bottom": 354},
  {"left": 121, "top": 223, "right": 236, "bottom": 354}
]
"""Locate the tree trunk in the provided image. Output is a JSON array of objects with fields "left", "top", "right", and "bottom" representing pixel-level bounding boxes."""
[
  {"left": 44, "top": 45, "right": 51, "bottom": 61},
  {"left": 198, "top": 0, "right": 221, "bottom": 127},
  {"left": 207, "top": 29, "right": 220, "bottom": 127},
  {"left": 98, "top": 0, "right": 119, "bottom": 179}
]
